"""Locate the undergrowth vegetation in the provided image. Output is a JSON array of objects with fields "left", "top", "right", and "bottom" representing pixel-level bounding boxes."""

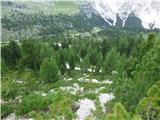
[{"left": 1, "top": 27, "right": 160, "bottom": 119}]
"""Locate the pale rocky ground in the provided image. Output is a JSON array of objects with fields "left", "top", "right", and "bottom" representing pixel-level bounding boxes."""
[
  {"left": 2, "top": 113, "right": 33, "bottom": 120},
  {"left": 57, "top": 75, "right": 114, "bottom": 119},
  {"left": 3, "top": 72, "right": 115, "bottom": 120}
]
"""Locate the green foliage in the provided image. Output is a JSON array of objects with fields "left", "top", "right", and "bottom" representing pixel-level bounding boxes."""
[
  {"left": 16, "top": 93, "right": 52, "bottom": 115},
  {"left": 40, "top": 44, "right": 54, "bottom": 60},
  {"left": 80, "top": 43, "right": 87, "bottom": 58},
  {"left": 89, "top": 48, "right": 98, "bottom": 66},
  {"left": 114, "top": 103, "right": 130, "bottom": 120},
  {"left": 39, "top": 58, "right": 59, "bottom": 83},
  {"left": 81, "top": 93, "right": 97, "bottom": 100},
  {"left": 113, "top": 33, "right": 160, "bottom": 113},
  {"left": 29, "top": 111, "right": 45, "bottom": 120},
  {"left": 95, "top": 52, "right": 103, "bottom": 73},
  {"left": 2, "top": 8, "right": 108, "bottom": 40},
  {"left": 68, "top": 49, "right": 76, "bottom": 70},
  {"left": 104, "top": 113, "right": 118, "bottom": 120},
  {"left": 124, "top": 55, "right": 136, "bottom": 76},
  {"left": 1, "top": 72, "right": 20, "bottom": 100},
  {"left": 104, "top": 103, "right": 142, "bottom": 120},
  {"left": 81, "top": 55, "right": 90, "bottom": 73},
  {"left": 1, "top": 103, "right": 15, "bottom": 118},
  {"left": 20, "top": 39, "right": 41, "bottom": 70},
  {"left": 136, "top": 82, "right": 160, "bottom": 120},
  {"left": 49, "top": 92, "right": 75, "bottom": 119},
  {"left": 101, "top": 38, "right": 111, "bottom": 59},
  {"left": 21, "top": 72, "right": 38, "bottom": 93},
  {"left": 103, "top": 48, "right": 124, "bottom": 74},
  {"left": 103, "top": 48, "right": 115, "bottom": 73},
  {"left": 131, "top": 115, "right": 142, "bottom": 120},
  {"left": 1, "top": 19, "right": 160, "bottom": 120},
  {"left": 58, "top": 49, "right": 67, "bottom": 75},
  {"left": 1, "top": 57, "right": 8, "bottom": 74},
  {"left": 28, "top": 92, "right": 76, "bottom": 119},
  {"left": 1, "top": 41, "right": 21, "bottom": 67},
  {"left": 93, "top": 100, "right": 106, "bottom": 120}
]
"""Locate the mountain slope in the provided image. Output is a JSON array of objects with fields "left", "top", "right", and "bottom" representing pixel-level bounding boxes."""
[
  {"left": 90, "top": 0, "right": 160, "bottom": 29},
  {"left": 2, "top": 0, "right": 160, "bottom": 29},
  {"left": 1, "top": 0, "right": 80, "bottom": 16}
]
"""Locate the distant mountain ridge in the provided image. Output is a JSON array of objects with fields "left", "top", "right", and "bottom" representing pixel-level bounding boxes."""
[
  {"left": 89, "top": 0, "right": 160, "bottom": 29},
  {"left": 2, "top": 0, "right": 160, "bottom": 29}
]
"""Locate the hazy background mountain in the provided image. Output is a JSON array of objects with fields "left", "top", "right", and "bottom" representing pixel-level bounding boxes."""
[
  {"left": 90, "top": 0, "right": 160, "bottom": 29},
  {"left": 1, "top": 0, "right": 160, "bottom": 29},
  {"left": 1, "top": 0, "right": 160, "bottom": 41}
]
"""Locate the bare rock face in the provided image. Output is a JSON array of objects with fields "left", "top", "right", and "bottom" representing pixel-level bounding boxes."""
[
  {"left": 2, "top": 113, "right": 33, "bottom": 120},
  {"left": 76, "top": 98, "right": 96, "bottom": 120},
  {"left": 3, "top": 113, "right": 16, "bottom": 120},
  {"left": 90, "top": 0, "right": 160, "bottom": 29},
  {"left": 98, "top": 93, "right": 115, "bottom": 112},
  {"left": 72, "top": 102, "right": 80, "bottom": 112}
]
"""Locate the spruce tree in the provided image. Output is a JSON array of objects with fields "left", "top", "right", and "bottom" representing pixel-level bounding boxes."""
[
  {"left": 20, "top": 39, "right": 41, "bottom": 70},
  {"left": 40, "top": 44, "right": 54, "bottom": 59},
  {"left": 39, "top": 58, "right": 59, "bottom": 83},
  {"left": 95, "top": 52, "right": 103, "bottom": 73},
  {"left": 68, "top": 49, "right": 75, "bottom": 70},
  {"left": 1, "top": 41, "right": 21, "bottom": 67},
  {"left": 81, "top": 55, "right": 90, "bottom": 73}
]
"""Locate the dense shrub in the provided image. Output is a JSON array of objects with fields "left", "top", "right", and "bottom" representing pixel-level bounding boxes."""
[
  {"left": 49, "top": 92, "right": 76, "bottom": 119},
  {"left": 16, "top": 94, "right": 53, "bottom": 115},
  {"left": 1, "top": 41, "right": 21, "bottom": 67},
  {"left": 1, "top": 103, "right": 15, "bottom": 118},
  {"left": 1, "top": 74, "right": 20, "bottom": 100},
  {"left": 39, "top": 58, "right": 59, "bottom": 83}
]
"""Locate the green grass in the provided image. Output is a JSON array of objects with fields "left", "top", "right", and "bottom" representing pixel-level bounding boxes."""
[
  {"left": 2, "top": 1, "right": 80, "bottom": 16},
  {"left": 1, "top": 69, "right": 114, "bottom": 119},
  {"left": 81, "top": 93, "right": 98, "bottom": 100},
  {"left": 52, "top": 1, "right": 80, "bottom": 15}
]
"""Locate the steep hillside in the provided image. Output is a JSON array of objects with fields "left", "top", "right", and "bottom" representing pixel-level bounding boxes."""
[
  {"left": 1, "top": 0, "right": 80, "bottom": 16},
  {"left": 90, "top": 0, "right": 160, "bottom": 29}
]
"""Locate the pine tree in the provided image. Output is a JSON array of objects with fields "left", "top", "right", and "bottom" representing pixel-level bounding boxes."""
[
  {"left": 1, "top": 57, "right": 8, "bottom": 74},
  {"left": 136, "top": 82, "right": 160, "bottom": 120},
  {"left": 104, "top": 113, "right": 118, "bottom": 120},
  {"left": 81, "top": 55, "right": 90, "bottom": 73},
  {"left": 101, "top": 38, "right": 110, "bottom": 59},
  {"left": 58, "top": 50, "right": 66, "bottom": 74},
  {"left": 89, "top": 49, "right": 97, "bottom": 66},
  {"left": 80, "top": 43, "right": 87, "bottom": 58},
  {"left": 40, "top": 44, "right": 54, "bottom": 59},
  {"left": 1, "top": 41, "right": 21, "bottom": 67},
  {"left": 20, "top": 39, "right": 41, "bottom": 70},
  {"left": 68, "top": 49, "right": 75, "bottom": 70},
  {"left": 114, "top": 103, "right": 129, "bottom": 120},
  {"left": 39, "top": 58, "right": 59, "bottom": 83},
  {"left": 103, "top": 48, "right": 117, "bottom": 74},
  {"left": 95, "top": 52, "right": 103, "bottom": 73}
]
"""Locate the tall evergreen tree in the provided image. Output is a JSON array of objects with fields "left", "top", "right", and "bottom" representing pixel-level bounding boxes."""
[
  {"left": 1, "top": 41, "right": 21, "bottom": 67},
  {"left": 68, "top": 49, "right": 76, "bottom": 70},
  {"left": 81, "top": 55, "right": 90, "bottom": 73},
  {"left": 39, "top": 58, "right": 59, "bottom": 83},
  {"left": 101, "top": 38, "right": 110, "bottom": 59},
  {"left": 40, "top": 44, "right": 54, "bottom": 59},
  {"left": 95, "top": 52, "right": 103, "bottom": 73},
  {"left": 20, "top": 39, "right": 41, "bottom": 70}
]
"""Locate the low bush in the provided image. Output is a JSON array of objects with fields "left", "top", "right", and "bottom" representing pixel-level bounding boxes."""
[
  {"left": 1, "top": 103, "right": 15, "bottom": 118},
  {"left": 49, "top": 92, "right": 76, "bottom": 119},
  {"left": 16, "top": 93, "right": 53, "bottom": 115},
  {"left": 81, "top": 93, "right": 97, "bottom": 100}
]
